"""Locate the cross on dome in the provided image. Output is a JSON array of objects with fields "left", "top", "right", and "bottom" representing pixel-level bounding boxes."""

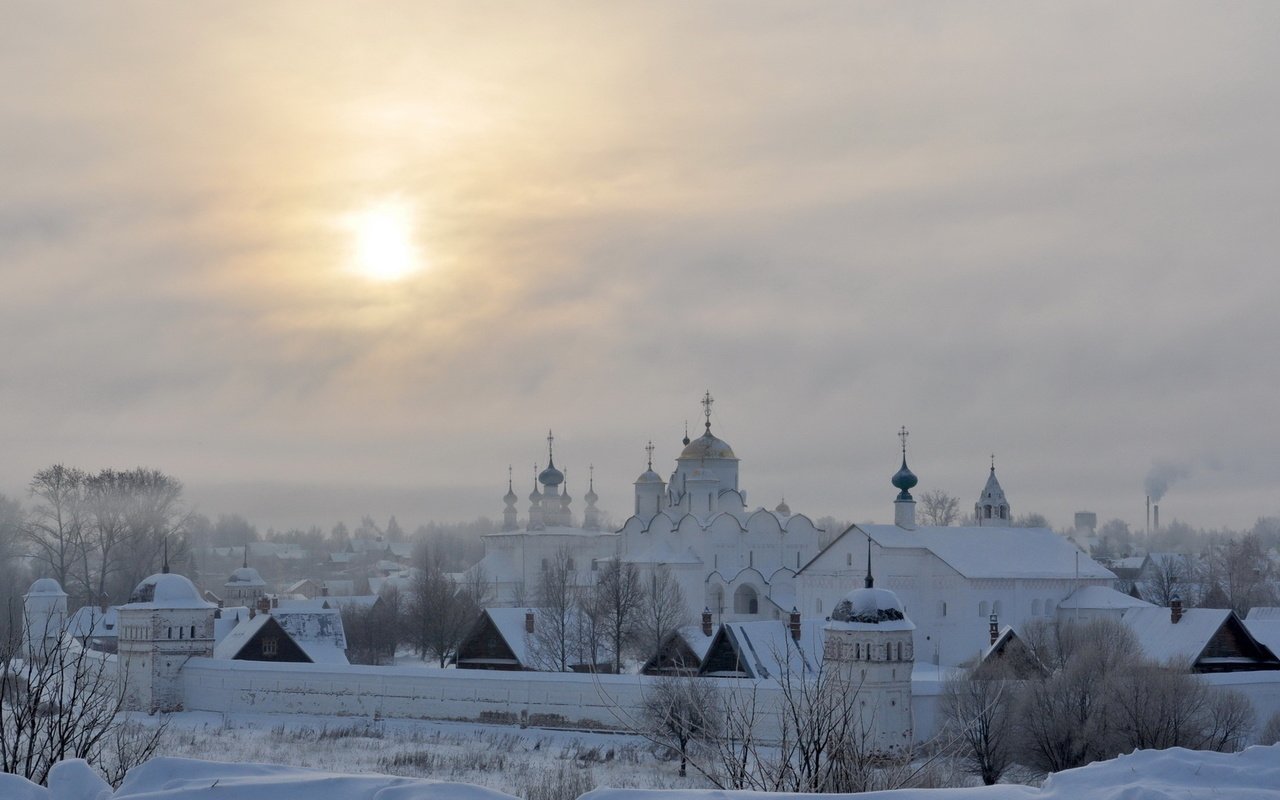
[
  {"left": 546, "top": 430, "right": 555, "bottom": 465},
  {"left": 702, "top": 390, "right": 714, "bottom": 431},
  {"left": 898, "top": 425, "right": 909, "bottom": 456},
  {"left": 645, "top": 440, "right": 655, "bottom": 469}
]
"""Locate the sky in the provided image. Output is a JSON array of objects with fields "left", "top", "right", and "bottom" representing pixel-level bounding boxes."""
[{"left": 2, "top": 2, "right": 1278, "bottom": 535}]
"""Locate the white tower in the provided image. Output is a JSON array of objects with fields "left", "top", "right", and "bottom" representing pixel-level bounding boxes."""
[
  {"left": 23, "top": 578, "right": 68, "bottom": 662},
  {"left": 583, "top": 465, "right": 601, "bottom": 531},
  {"left": 975, "top": 456, "right": 1011, "bottom": 526},
  {"left": 223, "top": 549, "right": 267, "bottom": 607},
  {"left": 891, "top": 426, "right": 918, "bottom": 530},
  {"left": 117, "top": 571, "right": 216, "bottom": 713},
  {"left": 502, "top": 466, "right": 519, "bottom": 531},
  {"left": 821, "top": 542, "right": 915, "bottom": 752},
  {"left": 669, "top": 392, "right": 742, "bottom": 516},
  {"left": 634, "top": 441, "right": 666, "bottom": 520}
]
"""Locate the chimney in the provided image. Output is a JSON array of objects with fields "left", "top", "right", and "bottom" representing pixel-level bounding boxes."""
[
  {"left": 98, "top": 591, "right": 110, "bottom": 614},
  {"left": 788, "top": 607, "right": 802, "bottom": 642},
  {"left": 701, "top": 607, "right": 713, "bottom": 637},
  {"left": 1171, "top": 593, "right": 1183, "bottom": 624},
  {"left": 525, "top": 609, "right": 535, "bottom": 634},
  {"left": 257, "top": 596, "right": 270, "bottom": 616},
  {"left": 1153, "top": 504, "right": 1160, "bottom": 533},
  {"left": 989, "top": 613, "right": 1000, "bottom": 646},
  {"left": 271, "top": 595, "right": 278, "bottom": 609}
]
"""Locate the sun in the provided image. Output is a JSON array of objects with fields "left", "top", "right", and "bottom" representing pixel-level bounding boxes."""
[{"left": 346, "top": 199, "right": 422, "bottom": 282}]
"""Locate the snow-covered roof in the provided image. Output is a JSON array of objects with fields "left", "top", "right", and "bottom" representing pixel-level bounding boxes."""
[
  {"left": 674, "top": 624, "right": 716, "bottom": 664},
  {"left": 479, "top": 607, "right": 539, "bottom": 666},
  {"left": 1246, "top": 607, "right": 1280, "bottom": 620},
  {"left": 214, "top": 607, "right": 250, "bottom": 645},
  {"left": 1242, "top": 615, "right": 1280, "bottom": 660},
  {"left": 225, "top": 567, "right": 266, "bottom": 587},
  {"left": 710, "top": 619, "right": 827, "bottom": 679},
  {"left": 265, "top": 604, "right": 349, "bottom": 664},
  {"left": 1110, "top": 556, "right": 1147, "bottom": 571},
  {"left": 811, "top": 525, "right": 1115, "bottom": 580},
  {"left": 1119, "top": 607, "right": 1231, "bottom": 665},
  {"left": 621, "top": 538, "right": 703, "bottom": 565},
  {"left": 25, "top": 578, "right": 66, "bottom": 597},
  {"left": 1059, "top": 585, "right": 1153, "bottom": 610},
  {"left": 123, "top": 574, "right": 215, "bottom": 610},
  {"left": 67, "top": 606, "right": 118, "bottom": 638},
  {"left": 212, "top": 613, "right": 277, "bottom": 660}
]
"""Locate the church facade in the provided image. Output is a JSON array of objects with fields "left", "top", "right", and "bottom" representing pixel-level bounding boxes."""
[{"left": 468, "top": 394, "right": 824, "bottom": 624}]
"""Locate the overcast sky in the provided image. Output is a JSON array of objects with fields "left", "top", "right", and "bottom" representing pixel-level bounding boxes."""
[{"left": 2, "top": 2, "right": 1277, "bottom": 534}]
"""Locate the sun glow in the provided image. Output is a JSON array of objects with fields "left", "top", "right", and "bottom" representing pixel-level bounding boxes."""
[{"left": 347, "top": 200, "right": 422, "bottom": 282}]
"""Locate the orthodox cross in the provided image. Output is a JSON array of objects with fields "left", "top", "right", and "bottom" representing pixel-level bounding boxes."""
[
  {"left": 546, "top": 430, "right": 555, "bottom": 464},
  {"left": 645, "top": 440, "right": 655, "bottom": 469},
  {"left": 588, "top": 464, "right": 595, "bottom": 489},
  {"left": 898, "top": 425, "right": 909, "bottom": 456},
  {"left": 990, "top": 453, "right": 996, "bottom": 471},
  {"left": 702, "top": 390, "right": 714, "bottom": 431},
  {"left": 508, "top": 464, "right": 513, "bottom": 490}
]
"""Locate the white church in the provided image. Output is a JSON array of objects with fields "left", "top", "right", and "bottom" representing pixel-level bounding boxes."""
[
  {"left": 469, "top": 393, "right": 825, "bottom": 623},
  {"left": 470, "top": 395, "right": 1121, "bottom": 668}
]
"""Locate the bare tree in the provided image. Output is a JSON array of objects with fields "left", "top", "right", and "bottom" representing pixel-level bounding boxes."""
[
  {"left": 918, "top": 491, "right": 959, "bottom": 527},
  {"left": 0, "top": 494, "right": 29, "bottom": 650},
  {"left": 0, "top": 615, "right": 164, "bottom": 786},
  {"left": 406, "top": 561, "right": 476, "bottom": 667},
  {"left": 942, "top": 665, "right": 1016, "bottom": 784},
  {"left": 24, "top": 466, "right": 87, "bottom": 601},
  {"left": 1140, "top": 553, "right": 1198, "bottom": 607},
  {"left": 642, "top": 676, "right": 720, "bottom": 777},
  {"left": 591, "top": 560, "right": 644, "bottom": 673},
  {"left": 528, "top": 547, "right": 577, "bottom": 671},
  {"left": 633, "top": 565, "right": 689, "bottom": 662},
  {"left": 1209, "top": 533, "right": 1276, "bottom": 616},
  {"left": 342, "top": 597, "right": 399, "bottom": 665}
]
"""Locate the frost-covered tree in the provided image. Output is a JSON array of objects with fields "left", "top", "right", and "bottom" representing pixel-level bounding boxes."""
[
  {"left": 918, "top": 491, "right": 959, "bottom": 527},
  {"left": 942, "top": 664, "right": 1016, "bottom": 785},
  {"left": 642, "top": 676, "right": 720, "bottom": 778},
  {"left": 633, "top": 565, "right": 689, "bottom": 662}
]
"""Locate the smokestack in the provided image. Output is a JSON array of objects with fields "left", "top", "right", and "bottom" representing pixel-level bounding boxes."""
[
  {"left": 1171, "top": 593, "right": 1183, "bottom": 624},
  {"left": 257, "top": 596, "right": 270, "bottom": 616},
  {"left": 1153, "top": 504, "right": 1159, "bottom": 533},
  {"left": 525, "top": 609, "right": 535, "bottom": 634},
  {"left": 789, "top": 607, "right": 802, "bottom": 642},
  {"left": 989, "top": 613, "right": 1000, "bottom": 646},
  {"left": 701, "top": 607, "right": 713, "bottom": 637},
  {"left": 1146, "top": 495, "right": 1151, "bottom": 536}
]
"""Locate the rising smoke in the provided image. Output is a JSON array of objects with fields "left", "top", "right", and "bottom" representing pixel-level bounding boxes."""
[{"left": 1145, "top": 460, "right": 1191, "bottom": 502}]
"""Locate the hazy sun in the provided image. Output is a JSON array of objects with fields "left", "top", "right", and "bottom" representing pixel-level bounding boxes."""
[{"left": 346, "top": 200, "right": 422, "bottom": 281}]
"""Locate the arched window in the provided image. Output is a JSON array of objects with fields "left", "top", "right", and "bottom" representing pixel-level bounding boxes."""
[
  {"left": 847, "top": 552, "right": 852, "bottom": 566},
  {"left": 938, "top": 600, "right": 948, "bottom": 617},
  {"left": 984, "top": 505, "right": 993, "bottom": 519},
  {"left": 979, "top": 600, "right": 990, "bottom": 618},
  {"left": 190, "top": 625, "right": 196, "bottom": 638},
  {"left": 999, "top": 506, "right": 1007, "bottom": 519},
  {"left": 734, "top": 584, "right": 759, "bottom": 615},
  {"left": 896, "top": 641, "right": 902, "bottom": 660},
  {"left": 855, "top": 642, "right": 861, "bottom": 659}
]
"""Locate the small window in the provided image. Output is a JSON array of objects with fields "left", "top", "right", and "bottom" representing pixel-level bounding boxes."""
[
  {"left": 167, "top": 627, "right": 173, "bottom": 639},
  {"left": 191, "top": 625, "right": 196, "bottom": 638},
  {"left": 847, "top": 553, "right": 852, "bottom": 566},
  {"left": 262, "top": 637, "right": 278, "bottom": 657},
  {"left": 938, "top": 600, "right": 947, "bottom": 617}
]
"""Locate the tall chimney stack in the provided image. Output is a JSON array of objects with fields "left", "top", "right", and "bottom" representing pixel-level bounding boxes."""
[
  {"left": 525, "top": 609, "right": 535, "bottom": 634},
  {"left": 1171, "top": 593, "right": 1183, "bottom": 624},
  {"left": 788, "top": 607, "right": 802, "bottom": 642},
  {"left": 701, "top": 607, "right": 713, "bottom": 637},
  {"left": 1146, "top": 495, "right": 1151, "bottom": 536},
  {"left": 1153, "top": 504, "right": 1160, "bottom": 533}
]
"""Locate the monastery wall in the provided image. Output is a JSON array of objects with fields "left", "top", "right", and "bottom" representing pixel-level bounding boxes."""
[{"left": 178, "top": 659, "right": 939, "bottom": 743}]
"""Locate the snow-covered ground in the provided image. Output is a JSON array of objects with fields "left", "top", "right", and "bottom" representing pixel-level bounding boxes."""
[{"left": 4, "top": 744, "right": 1277, "bottom": 800}]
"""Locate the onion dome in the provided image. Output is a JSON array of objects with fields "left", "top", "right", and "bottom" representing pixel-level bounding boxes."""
[
  {"left": 126, "top": 573, "right": 212, "bottom": 608},
  {"left": 528, "top": 480, "right": 542, "bottom": 503},
  {"left": 635, "top": 467, "right": 664, "bottom": 484},
  {"left": 679, "top": 431, "right": 736, "bottom": 460},
  {"left": 891, "top": 458, "right": 918, "bottom": 501},
  {"left": 829, "top": 587, "right": 907, "bottom": 624},
  {"left": 538, "top": 462, "right": 564, "bottom": 487},
  {"left": 26, "top": 578, "right": 67, "bottom": 597},
  {"left": 504, "top": 484, "right": 518, "bottom": 504},
  {"left": 775, "top": 498, "right": 791, "bottom": 515},
  {"left": 584, "top": 476, "right": 598, "bottom": 505}
]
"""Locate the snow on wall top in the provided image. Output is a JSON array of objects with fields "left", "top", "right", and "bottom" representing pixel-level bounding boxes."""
[
  {"left": 855, "top": 525, "right": 1115, "bottom": 580},
  {"left": 1058, "top": 585, "right": 1153, "bottom": 610}
]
